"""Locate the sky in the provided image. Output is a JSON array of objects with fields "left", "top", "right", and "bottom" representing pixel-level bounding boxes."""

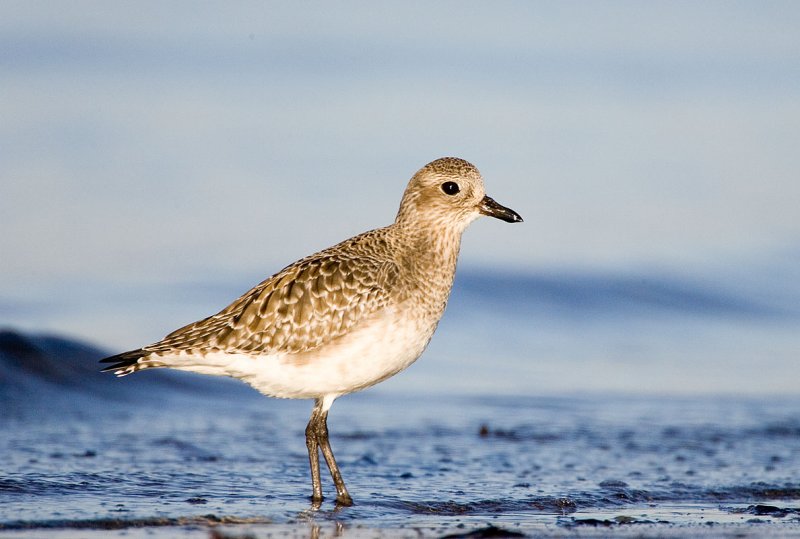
[{"left": 1, "top": 2, "right": 799, "bottom": 366}]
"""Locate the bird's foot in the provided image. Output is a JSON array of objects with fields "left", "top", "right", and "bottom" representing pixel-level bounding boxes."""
[
  {"left": 335, "top": 493, "right": 354, "bottom": 507},
  {"left": 309, "top": 495, "right": 323, "bottom": 511}
]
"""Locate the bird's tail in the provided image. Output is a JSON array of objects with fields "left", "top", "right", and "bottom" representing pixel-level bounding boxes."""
[{"left": 100, "top": 349, "right": 152, "bottom": 376}]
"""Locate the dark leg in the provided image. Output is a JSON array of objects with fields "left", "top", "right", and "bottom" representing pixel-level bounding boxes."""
[
  {"left": 305, "top": 398, "right": 353, "bottom": 506},
  {"left": 317, "top": 408, "right": 353, "bottom": 506},
  {"left": 305, "top": 400, "right": 324, "bottom": 503}
]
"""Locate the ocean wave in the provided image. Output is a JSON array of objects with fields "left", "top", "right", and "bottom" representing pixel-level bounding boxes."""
[
  {"left": 453, "top": 269, "right": 797, "bottom": 321},
  {"left": 0, "top": 329, "right": 256, "bottom": 414}
]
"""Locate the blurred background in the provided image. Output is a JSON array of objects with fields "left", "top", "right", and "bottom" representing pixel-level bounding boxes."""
[{"left": 2, "top": 1, "right": 798, "bottom": 396}]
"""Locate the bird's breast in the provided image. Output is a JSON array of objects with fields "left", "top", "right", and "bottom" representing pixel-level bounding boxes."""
[{"left": 235, "top": 303, "right": 438, "bottom": 399}]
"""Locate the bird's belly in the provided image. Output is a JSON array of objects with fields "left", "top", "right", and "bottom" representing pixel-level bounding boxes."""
[{"left": 197, "top": 309, "right": 438, "bottom": 399}]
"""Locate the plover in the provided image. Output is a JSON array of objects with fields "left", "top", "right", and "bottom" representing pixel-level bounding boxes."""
[{"left": 101, "top": 157, "right": 522, "bottom": 505}]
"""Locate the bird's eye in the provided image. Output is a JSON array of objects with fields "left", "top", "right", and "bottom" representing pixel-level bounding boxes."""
[{"left": 441, "top": 181, "right": 460, "bottom": 195}]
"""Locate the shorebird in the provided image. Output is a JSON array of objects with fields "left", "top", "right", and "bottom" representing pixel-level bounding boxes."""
[{"left": 101, "top": 157, "right": 522, "bottom": 505}]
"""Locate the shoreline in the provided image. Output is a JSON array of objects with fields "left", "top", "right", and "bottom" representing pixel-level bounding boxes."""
[{"left": 3, "top": 501, "right": 800, "bottom": 538}]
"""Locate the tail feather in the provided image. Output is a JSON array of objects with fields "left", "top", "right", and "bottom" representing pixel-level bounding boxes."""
[{"left": 100, "top": 349, "right": 150, "bottom": 376}]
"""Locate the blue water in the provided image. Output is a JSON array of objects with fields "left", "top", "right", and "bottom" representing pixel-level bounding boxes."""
[
  {"left": 427, "top": 264, "right": 800, "bottom": 396},
  {"left": 3, "top": 355, "right": 800, "bottom": 535},
  {"left": 1, "top": 263, "right": 799, "bottom": 536}
]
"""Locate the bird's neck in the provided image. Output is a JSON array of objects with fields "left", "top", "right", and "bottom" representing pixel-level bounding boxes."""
[{"left": 393, "top": 220, "right": 463, "bottom": 306}]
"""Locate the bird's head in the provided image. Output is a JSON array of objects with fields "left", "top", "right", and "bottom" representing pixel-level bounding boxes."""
[{"left": 395, "top": 157, "right": 523, "bottom": 232}]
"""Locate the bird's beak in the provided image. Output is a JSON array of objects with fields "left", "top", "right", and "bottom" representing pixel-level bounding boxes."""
[{"left": 479, "top": 195, "right": 523, "bottom": 223}]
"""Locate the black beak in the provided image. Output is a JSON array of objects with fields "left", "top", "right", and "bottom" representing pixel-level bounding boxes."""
[{"left": 479, "top": 195, "right": 523, "bottom": 223}]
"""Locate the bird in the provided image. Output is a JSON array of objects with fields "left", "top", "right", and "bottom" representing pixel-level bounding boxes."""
[{"left": 101, "top": 157, "right": 522, "bottom": 506}]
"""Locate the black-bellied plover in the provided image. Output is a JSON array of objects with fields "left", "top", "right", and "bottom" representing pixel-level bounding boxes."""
[{"left": 101, "top": 157, "right": 522, "bottom": 505}]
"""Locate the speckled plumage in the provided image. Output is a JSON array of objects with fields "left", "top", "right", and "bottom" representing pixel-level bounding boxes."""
[
  {"left": 101, "top": 156, "right": 522, "bottom": 505},
  {"left": 145, "top": 229, "right": 402, "bottom": 357}
]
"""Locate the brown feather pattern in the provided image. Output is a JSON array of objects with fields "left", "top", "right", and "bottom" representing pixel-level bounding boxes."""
[{"left": 141, "top": 228, "right": 401, "bottom": 357}]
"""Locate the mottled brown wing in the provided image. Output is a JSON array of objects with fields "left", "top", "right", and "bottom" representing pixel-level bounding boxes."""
[{"left": 147, "top": 250, "right": 399, "bottom": 356}]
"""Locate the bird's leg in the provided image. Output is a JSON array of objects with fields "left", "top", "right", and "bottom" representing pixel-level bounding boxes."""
[
  {"left": 316, "top": 408, "right": 353, "bottom": 506},
  {"left": 305, "top": 400, "right": 324, "bottom": 503},
  {"left": 305, "top": 398, "right": 353, "bottom": 506}
]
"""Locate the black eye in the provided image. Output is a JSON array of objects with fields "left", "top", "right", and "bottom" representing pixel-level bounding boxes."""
[{"left": 441, "top": 181, "right": 460, "bottom": 195}]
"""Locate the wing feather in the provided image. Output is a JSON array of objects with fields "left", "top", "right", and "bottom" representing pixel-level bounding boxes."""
[{"left": 144, "top": 229, "right": 399, "bottom": 356}]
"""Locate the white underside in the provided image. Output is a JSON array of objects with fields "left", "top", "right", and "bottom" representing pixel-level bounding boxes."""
[{"left": 153, "top": 306, "right": 437, "bottom": 402}]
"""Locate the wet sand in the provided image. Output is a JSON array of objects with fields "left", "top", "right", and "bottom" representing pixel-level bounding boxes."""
[
  {"left": 3, "top": 393, "right": 800, "bottom": 537},
  {"left": 2, "top": 331, "right": 800, "bottom": 537},
  {"left": 2, "top": 502, "right": 800, "bottom": 538}
]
